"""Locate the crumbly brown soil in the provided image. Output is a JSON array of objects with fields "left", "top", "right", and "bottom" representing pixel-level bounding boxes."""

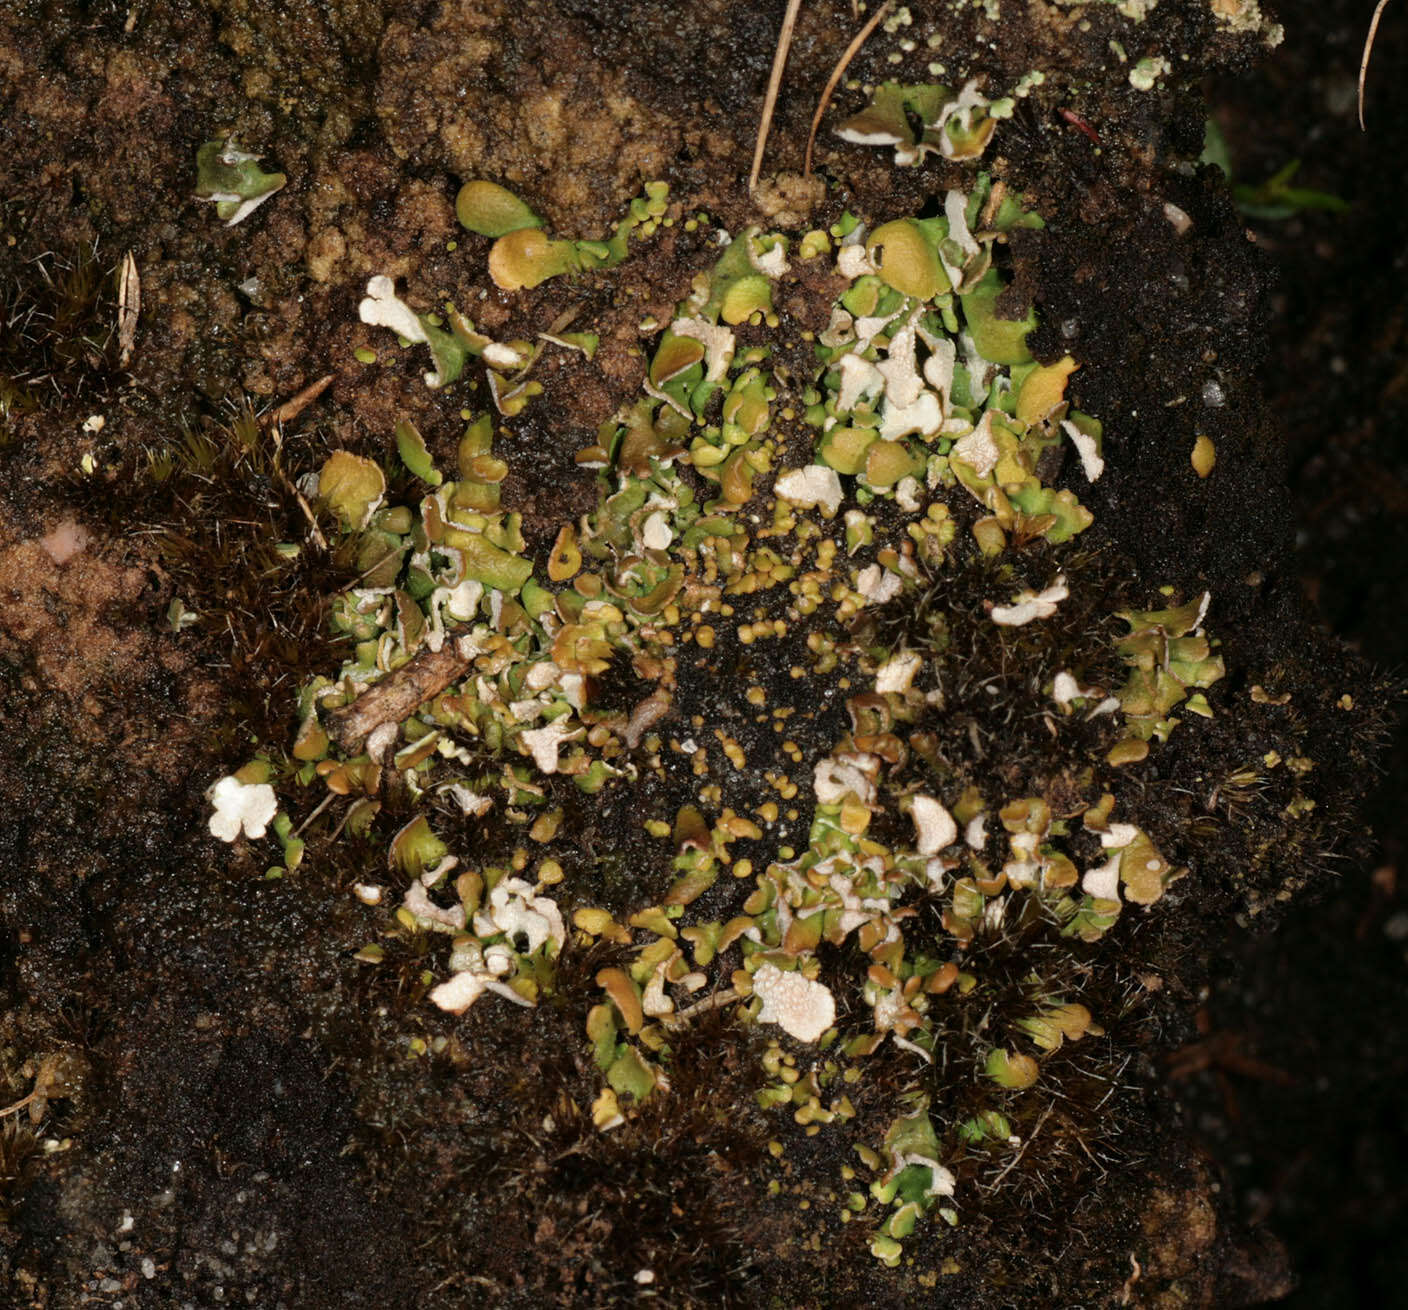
[{"left": 0, "top": 2, "right": 1400, "bottom": 1307}]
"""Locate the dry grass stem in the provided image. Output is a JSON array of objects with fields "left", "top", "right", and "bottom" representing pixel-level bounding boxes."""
[
  {"left": 660, "top": 988, "right": 741, "bottom": 1031},
  {"left": 804, "top": 0, "right": 894, "bottom": 178},
  {"left": 266, "top": 372, "right": 335, "bottom": 427},
  {"left": 116, "top": 251, "right": 139, "bottom": 367},
  {"left": 262, "top": 375, "right": 336, "bottom": 549},
  {"left": 0, "top": 1091, "right": 38, "bottom": 1118},
  {"left": 1360, "top": 0, "right": 1393, "bottom": 129},
  {"left": 750, "top": 0, "right": 804, "bottom": 193}
]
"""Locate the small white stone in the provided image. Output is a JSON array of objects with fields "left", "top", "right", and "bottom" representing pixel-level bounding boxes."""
[
  {"left": 751, "top": 963, "right": 835, "bottom": 1043},
  {"left": 641, "top": 510, "right": 673, "bottom": 551},
  {"left": 1082, "top": 854, "right": 1122, "bottom": 902},
  {"left": 992, "top": 577, "right": 1069, "bottom": 626},
  {"left": 519, "top": 719, "right": 580, "bottom": 774},
  {"left": 207, "top": 775, "right": 278, "bottom": 843},
  {"left": 875, "top": 651, "right": 922, "bottom": 694},
  {"left": 910, "top": 795, "right": 957, "bottom": 855},
  {"left": 39, "top": 518, "right": 90, "bottom": 565},
  {"left": 352, "top": 883, "right": 383, "bottom": 905},
  {"left": 1061, "top": 418, "right": 1104, "bottom": 482},
  {"left": 856, "top": 563, "right": 903, "bottom": 605},
  {"left": 951, "top": 411, "right": 1000, "bottom": 477},
  {"left": 774, "top": 464, "right": 844, "bottom": 516}
]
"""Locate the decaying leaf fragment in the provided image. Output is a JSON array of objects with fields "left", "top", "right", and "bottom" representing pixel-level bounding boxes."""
[{"left": 117, "top": 251, "right": 139, "bottom": 367}]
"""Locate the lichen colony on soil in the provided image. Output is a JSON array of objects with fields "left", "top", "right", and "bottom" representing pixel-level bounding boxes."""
[
  {"left": 233, "top": 147, "right": 1239, "bottom": 1272},
  {"left": 211, "top": 18, "right": 1350, "bottom": 1306},
  {"left": 0, "top": 0, "right": 1388, "bottom": 1306}
]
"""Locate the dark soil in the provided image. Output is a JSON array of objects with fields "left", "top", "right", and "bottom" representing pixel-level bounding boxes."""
[
  {"left": 0, "top": 1, "right": 1402, "bottom": 1307},
  {"left": 1168, "top": 6, "right": 1408, "bottom": 1307}
]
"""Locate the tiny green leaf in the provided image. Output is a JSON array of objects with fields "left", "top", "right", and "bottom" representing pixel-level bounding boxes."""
[
  {"left": 455, "top": 180, "right": 544, "bottom": 237},
  {"left": 395, "top": 419, "right": 443, "bottom": 486},
  {"left": 317, "top": 450, "right": 387, "bottom": 532},
  {"left": 195, "top": 140, "right": 286, "bottom": 226}
]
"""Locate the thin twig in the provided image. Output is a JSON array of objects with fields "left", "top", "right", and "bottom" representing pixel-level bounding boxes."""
[
  {"left": 510, "top": 304, "right": 580, "bottom": 384},
  {"left": 805, "top": 0, "right": 894, "bottom": 177},
  {"left": 750, "top": 0, "right": 805, "bottom": 194},
  {"left": 292, "top": 790, "right": 336, "bottom": 837},
  {"left": 985, "top": 1103, "right": 1053, "bottom": 1192},
  {"left": 270, "top": 422, "right": 329, "bottom": 551},
  {"left": 324, "top": 640, "right": 476, "bottom": 752},
  {"left": 258, "top": 375, "right": 336, "bottom": 549},
  {"left": 326, "top": 800, "right": 357, "bottom": 844},
  {"left": 1360, "top": 0, "right": 1393, "bottom": 130},
  {"left": 0, "top": 1090, "right": 38, "bottom": 1118},
  {"left": 660, "top": 987, "right": 740, "bottom": 1031},
  {"left": 263, "top": 373, "right": 335, "bottom": 428}
]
